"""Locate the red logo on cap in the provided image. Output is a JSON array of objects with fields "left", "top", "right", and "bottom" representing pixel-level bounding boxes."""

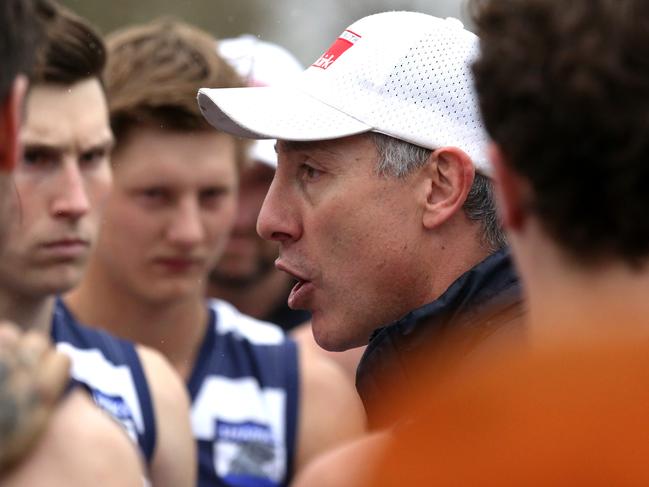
[{"left": 312, "top": 30, "right": 361, "bottom": 70}]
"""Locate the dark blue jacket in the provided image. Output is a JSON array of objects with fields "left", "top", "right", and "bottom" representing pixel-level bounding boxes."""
[{"left": 356, "top": 248, "right": 525, "bottom": 429}]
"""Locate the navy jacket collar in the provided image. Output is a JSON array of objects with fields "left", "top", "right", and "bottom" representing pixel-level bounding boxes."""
[{"left": 356, "top": 248, "right": 524, "bottom": 429}]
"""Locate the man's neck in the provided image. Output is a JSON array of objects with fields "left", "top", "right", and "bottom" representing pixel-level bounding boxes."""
[
  {"left": 0, "top": 289, "right": 55, "bottom": 336},
  {"left": 208, "top": 269, "right": 293, "bottom": 320},
  {"left": 420, "top": 224, "right": 493, "bottom": 310},
  {"left": 527, "top": 263, "right": 649, "bottom": 344},
  {"left": 514, "top": 227, "right": 649, "bottom": 344},
  {"left": 65, "top": 259, "right": 208, "bottom": 379}
]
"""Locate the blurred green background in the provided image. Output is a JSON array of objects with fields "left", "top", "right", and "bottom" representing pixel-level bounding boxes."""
[{"left": 59, "top": 0, "right": 469, "bottom": 66}]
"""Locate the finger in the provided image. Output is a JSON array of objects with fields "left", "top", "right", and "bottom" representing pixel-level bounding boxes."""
[
  {"left": 13, "top": 333, "right": 51, "bottom": 383},
  {"left": 34, "top": 352, "right": 71, "bottom": 404},
  {"left": 17, "top": 331, "right": 50, "bottom": 364},
  {"left": 0, "top": 322, "right": 21, "bottom": 351}
]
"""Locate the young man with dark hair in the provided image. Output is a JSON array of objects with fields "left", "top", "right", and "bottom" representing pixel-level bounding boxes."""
[
  {"left": 0, "top": 2, "right": 195, "bottom": 485},
  {"left": 0, "top": 1, "right": 144, "bottom": 485},
  {"left": 199, "top": 11, "right": 523, "bottom": 430},
  {"left": 66, "top": 19, "right": 364, "bottom": 487}
]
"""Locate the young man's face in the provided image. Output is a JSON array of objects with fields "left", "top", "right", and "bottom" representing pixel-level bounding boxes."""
[
  {"left": 257, "top": 134, "right": 432, "bottom": 351},
  {"left": 0, "top": 79, "right": 113, "bottom": 297},
  {"left": 94, "top": 126, "right": 238, "bottom": 304},
  {"left": 209, "top": 161, "right": 279, "bottom": 286}
]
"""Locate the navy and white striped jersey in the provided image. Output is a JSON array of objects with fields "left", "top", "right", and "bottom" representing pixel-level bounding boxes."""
[
  {"left": 50, "top": 298, "right": 157, "bottom": 465},
  {"left": 190, "top": 300, "right": 299, "bottom": 487}
]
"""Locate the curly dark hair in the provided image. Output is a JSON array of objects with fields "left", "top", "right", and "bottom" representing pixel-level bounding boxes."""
[{"left": 471, "top": 0, "right": 649, "bottom": 267}]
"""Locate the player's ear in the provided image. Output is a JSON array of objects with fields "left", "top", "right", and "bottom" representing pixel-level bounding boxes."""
[
  {"left": 488, "top": 142, "right": 530, "bottom": 231},
  {"left": 0, "top": 75, "right": 28, "bottom": 172},
  {"left": 420, "top": 146, "right": 474, "bottom": 230}
]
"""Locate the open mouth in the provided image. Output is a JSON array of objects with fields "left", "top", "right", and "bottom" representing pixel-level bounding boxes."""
[
  {"left": 288, "top": 278, "right": 313, "bottom": 309},
  {"left": 291, "top": 278, "right": 306, "bottom": 293},
  {"left": 276, "top": 259, "right": 315, "bottom": 309}
]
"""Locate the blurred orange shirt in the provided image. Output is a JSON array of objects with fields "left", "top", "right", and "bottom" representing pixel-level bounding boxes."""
[{"left": 364, "top": 333, "right": 649, "bottom": 486}]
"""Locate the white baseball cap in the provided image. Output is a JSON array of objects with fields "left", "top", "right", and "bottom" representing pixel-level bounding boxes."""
[
  {"left": 199, "top": 12, "right": 490, "bottom": 174},
  {"left": 217, "top": 35, "right": 304, "bottom": 168}
]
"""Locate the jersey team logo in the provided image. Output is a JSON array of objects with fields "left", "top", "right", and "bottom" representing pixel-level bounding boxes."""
[
  {"left": 215, "top": 419, "right": 281, "bottom": 487},
  {"left": 312, "top": 29, "right": 362, "bottom": 70},
  {"left": 92, "top": 389, "right": 138, "bottom": 444}
]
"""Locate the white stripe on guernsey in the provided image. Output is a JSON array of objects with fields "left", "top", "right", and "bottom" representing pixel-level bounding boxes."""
[
  {"left": 56, "top": 342, "right": 145, "bottom": 433},
  {"left": 191, "top": 376, "right": 286, "bottom": 442},
  {"left": 209, "top": 299, "right": 286, "bottom": 345},
  {"left": 191, "top": 376, "right": 287, "bottom": 480}
]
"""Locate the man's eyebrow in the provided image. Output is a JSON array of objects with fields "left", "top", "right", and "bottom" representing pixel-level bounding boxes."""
[
  {"left": 21, "top": 137, "right": 115, "bottom": 153},
  {"left": 21, "top": 141, "right": 66, "bottom": 153}
]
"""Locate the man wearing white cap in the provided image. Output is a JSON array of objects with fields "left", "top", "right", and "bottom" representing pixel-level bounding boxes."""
[
  {"left": 208, "top": 35, "right": 312, "bottom": 331},
  {"left": 199, "top": 11, "right": 523, "bottom": 429},
  {"left": 211, "top": 35, "right": 369, "bottom": 388}
]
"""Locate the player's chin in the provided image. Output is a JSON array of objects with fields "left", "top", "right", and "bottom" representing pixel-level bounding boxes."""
[{"left": 310, "top": 312, "right": 359, "bottom": 353}]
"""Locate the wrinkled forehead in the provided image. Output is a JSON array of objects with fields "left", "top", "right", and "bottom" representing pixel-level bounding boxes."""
[{"left": 22, "top": 79, "right": 112, "bottom": 148}]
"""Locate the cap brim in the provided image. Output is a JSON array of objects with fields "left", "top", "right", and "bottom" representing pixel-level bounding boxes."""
[{"left": 198, "top": 86, "right": 371, "bottom": 141}]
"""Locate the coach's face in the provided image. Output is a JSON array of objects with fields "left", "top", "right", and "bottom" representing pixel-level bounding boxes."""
[
  {"left": 0, "top": 79, "right": 113, "bottom": 296},
  {"left": 258, "top": 134, "right": 431, "bottom": 351}
]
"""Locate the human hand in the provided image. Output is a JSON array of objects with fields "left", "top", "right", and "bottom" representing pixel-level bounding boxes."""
[{"left": 0, "top": 322, "right": 70, "bottom": 473}]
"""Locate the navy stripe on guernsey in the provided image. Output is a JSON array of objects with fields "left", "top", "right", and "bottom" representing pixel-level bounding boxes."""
[
  {"left": 50, "top": 298, "right": 157, "bottom": 465},
  {"left": 189, "top": 299, "right": 299, "bottom": 487}
]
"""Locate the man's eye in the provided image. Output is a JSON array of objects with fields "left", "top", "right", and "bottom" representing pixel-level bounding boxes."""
[
  {"left": 138, "top": 188, "right": 169, "bottom": 203},
  {"left": 23, "top": 148, "right": 57, "bottom": 167},
  {"left": 300, "top": 164, "right": 323, "bottom": 181},
  {"left": 200, "top": 188, "right": 226, "bottom": 202},
  {"left": 79, "top": 148, "right": 107, "bottom": 166}
]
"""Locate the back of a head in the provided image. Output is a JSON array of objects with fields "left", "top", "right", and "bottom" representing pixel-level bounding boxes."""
[
  {"left": 472, "top": 0, "right": 649, "bottom": 267},
  {"left": 31, "top": 0, "right": 105, "bottom": 86},
  {"left": 105, "top": 19, "right": 245, "bottom": 150},
  {"left": 0, "top": 0, "right": 40, "bottom": 102}
]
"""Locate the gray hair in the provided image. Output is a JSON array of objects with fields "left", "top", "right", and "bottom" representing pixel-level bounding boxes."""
[{"left": 371, "top": 132, "right": 506, "bottom": 252}]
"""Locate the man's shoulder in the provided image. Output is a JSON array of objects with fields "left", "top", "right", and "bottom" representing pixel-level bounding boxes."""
[
  {"left": 51, "top": 298, "right": 157, "bottom": 464},
  {"left": 2, "top": 390, "right": 144, "bottom": 487}
]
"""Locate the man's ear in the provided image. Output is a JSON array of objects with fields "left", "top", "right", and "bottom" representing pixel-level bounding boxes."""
[
  {"left": 0, "top": 75, "right": 28, "bottom": 173},
  {"left": 421, "top": 146, "right": 475, "bottom": 230},
  {"left": 489, "top": 143, "right": 528, "bottom": 231}
]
